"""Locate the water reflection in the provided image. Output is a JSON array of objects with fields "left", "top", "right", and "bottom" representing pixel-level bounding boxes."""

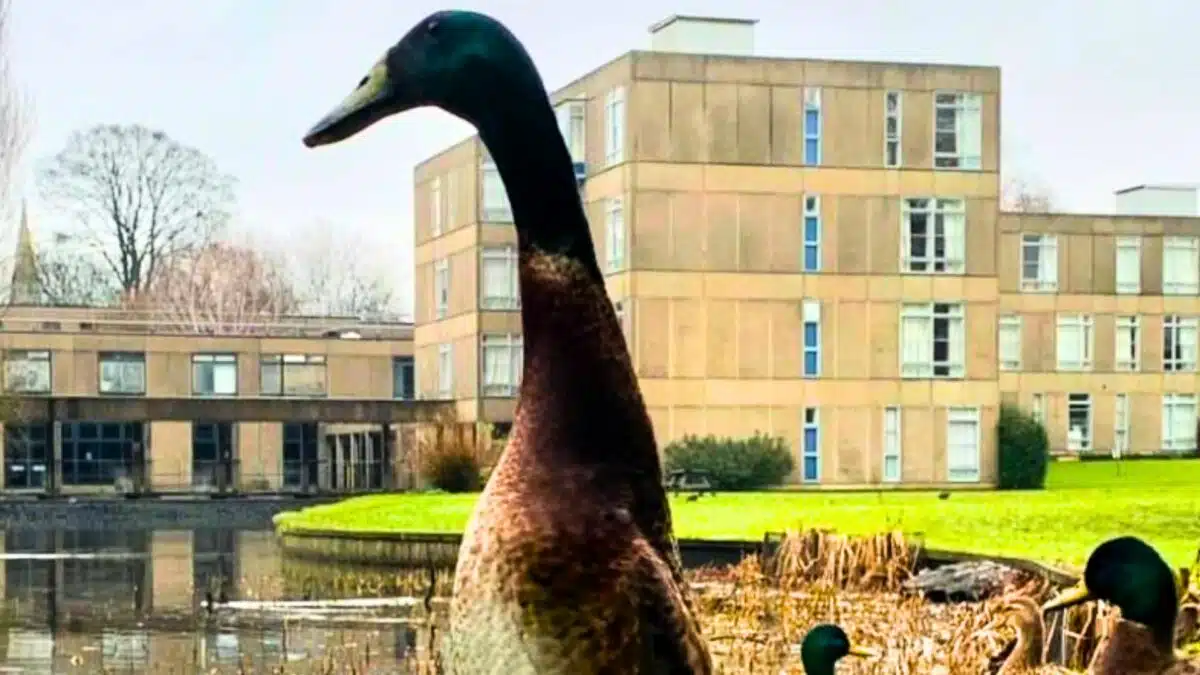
[{"left": 0, "top": 527, "right": 437, "bottom": 673}]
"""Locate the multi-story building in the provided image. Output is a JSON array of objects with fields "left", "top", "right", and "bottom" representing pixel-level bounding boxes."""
[
  {"left": 0, "top": 305, "right": 441, "bottom": 495},
  {"left": 412, "top": 15, "right": 1200, "bottom": 488}
]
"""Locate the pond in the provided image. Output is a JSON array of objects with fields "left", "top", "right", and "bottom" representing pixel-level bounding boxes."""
[{"left": 0, "top": 526, "right": 442, "bottom": 673}]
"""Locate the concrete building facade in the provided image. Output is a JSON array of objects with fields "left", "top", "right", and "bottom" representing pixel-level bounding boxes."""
[{"left": 411, "top": 16, "right": 1200, "bottom": 488}]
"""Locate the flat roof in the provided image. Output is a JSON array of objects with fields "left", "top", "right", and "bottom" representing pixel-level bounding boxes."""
[
  {"left": 1114, "top": 183, "right": 1200, "bottom": 194},
  {"left": 648, "top": 15, "right": 759, "bottom": 34}
]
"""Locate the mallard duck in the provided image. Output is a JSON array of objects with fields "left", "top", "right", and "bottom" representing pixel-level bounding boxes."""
[
  {"left": 789, "top": 624, "right": 876, "bottom": 675},
  {"left": 985, "top": 595, "right": 1073, "bottom": 674},
  {"left": 1042, "top": 536, "right": 1200, "bottom": 674},
  {"left": 302, "top": 10, "right": 711, "bottom": 674}
]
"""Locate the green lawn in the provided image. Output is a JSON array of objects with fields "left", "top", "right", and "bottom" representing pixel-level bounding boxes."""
[{"left": 273, "top": 459, "right": 1200, "bottom": 568}]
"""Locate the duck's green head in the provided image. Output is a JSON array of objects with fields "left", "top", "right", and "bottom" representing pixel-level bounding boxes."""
[
  {"left": 304, "top": 10, "right": 538, "bottom": 148},
  {"left": 800, "top": 624, "right": 876, "bottom": 673},
  {"left": 1043, "top": 536, "right": 1177, "bottom": 633}
]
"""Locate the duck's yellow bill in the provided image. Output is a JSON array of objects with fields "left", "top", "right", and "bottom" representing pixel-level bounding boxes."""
[
  {"left": 847, "top": 646, "right": 880, "bottom": 659},
  {"left": 1042, "top": 582, "right": 1094, "bottom": 612}
]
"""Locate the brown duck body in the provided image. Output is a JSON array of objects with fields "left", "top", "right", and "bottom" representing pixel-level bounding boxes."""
[
  {"left": 442, "top": 248, "right": 711, "bottom": 671},
  {"left": 1087, "top": 619, "right": 1200, "bottom": 675},
  {"left": 991, "top": 597, "right": 1048, "bottom": 674}
]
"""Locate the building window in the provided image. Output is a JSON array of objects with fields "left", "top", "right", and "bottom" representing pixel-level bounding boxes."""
[
  {"left": 803, "top": 87, "right": 822, "bottom": 165},
  {"left": 480, "top": 246, "right": 519, "bottom": 310},
  {"left": 1115, "top": 236, "right": 1141, "bottom": 294},
  {"left": 802, "top": 300, "right": 821, "bottom": 377},
  {"left": 1031, "top": 393, "right": 1046, "bottom": 424},
  {"left": 392, "top": 356, "right": 415, "bottom": 400},
  {"left": 480, "top": 155, "right": 511, "bottom": 222},
  {"left": 1115, "top": 315, "right": 1140, "bottom": 372},
  {"left": 555, "top": 99, "right": 586, "bottom": 164},
  {"left": 884, "top": 90, "right": 902, "bottom": 168},
  {"left": 605, "top": 197, "right": 625, "bottom": 272},
  {"left": 803, "top": 195, "right": 821, "bottom": 272},
  {"left": 445, "top": 171, "right": 457, "bottom": 229},
  {"left": 933, "top": 91, "right": 982, "bottom": 169},
  {"left": 4, "top": 424, "right": 50, "bottom": 489},
  {"left": 481, "top": 334, "right": 523, "bottom": 397},
  {"left": 430, "top": 176, "right": 442, "bottom": 237},
  {"left": 882, "top": 406, "right": 901, "bottom": 483},
  {"left": 3, "top": 350, "right": 50, "bottom": 394},
  {"left": 998, "top": 316, "right": 1021, "bottom": 371},
  {"left": 1056, "top": 314, "right": 1094, "bottom": 371},
  {"left": 902, "top": 198, "right": 965, "bottom": 274},
  {"left": 802, "top": 407, "right": 820, "bottom": 483},
  {"left": 1163, "top": 314, "right": 1198, "bottom": 372},
  {"left": 946, "top": 407, "right": 981, "bottom": 482},
  {"left": 899, "top": 303, "right": 965, "bottom": 378},
  {"left": 1067, "top": 393, "right": 1092, "bottom": 453},
  {"left": 434, "top": 258, "right": 450, "bottom": 319},
  {"left": 1163, "top": 236, "right": 1200, "bottom": 295},
  {"left": 259, "top": 354, "right": 326, "bottom": 397},
  {"left": 1020, "top": 234, "right": 1058, "bottom": 292},
  {"left": 98, "top": 352, "right": 146, "bottom": 395},
  {"left": 437, "top": 343, "right": 453, "bottom": 398},
  {"left": 1162, "top": 394, "right": 1197, "bottom": 453},
  {"left": 1114, "top": 393, "right": 1129, "bottom": 458},
  {"left": 604, "top": 87, "right": 625, "bottom": 166},
  {"left": 191, "top": 353, "right": 237, "bottom": 396}
]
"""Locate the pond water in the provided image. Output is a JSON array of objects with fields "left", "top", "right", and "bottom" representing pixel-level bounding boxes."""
[{"left": 0, "top": 526, "right": 442, "bottom": 674}]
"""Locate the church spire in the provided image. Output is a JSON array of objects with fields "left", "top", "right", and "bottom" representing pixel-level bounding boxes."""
[{"left": 9, "top": 199, "right": 41, "bottom": 305}]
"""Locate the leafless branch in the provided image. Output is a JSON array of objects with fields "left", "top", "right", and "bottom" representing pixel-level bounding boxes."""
[
  {"left": 36, "top": 124, "right": 236, "bottom": 294},
  {"left": 285, "top": 219, "right": 398, "bottom": 318},
  {"left": 1002, "top": 177, "right": 1055, "bottom": 213},
  {"left": 133, "top": 239, "right": 299, "bottom": 335},
  {"left": 35, "top": 241, "right": 119, "bottom": 306},
  {"left": 0, "top": 0, "right": 31, "bottom": 217}
]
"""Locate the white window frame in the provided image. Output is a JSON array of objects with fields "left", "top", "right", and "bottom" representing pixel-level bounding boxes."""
[
  {"left": 1115, "top": 315, "right": 1140, "bottom": 372},
  {"left": 480, "top": 333, "right": 523, "bottom": 398},
  {"left": 933, "top": 91, "right": 982, "bottom": 170},
  {"left": 998, "top": 315, "right": 1022, "bottom": 371},
  {"left": 1163, "top": 236, "right": 1200, "bottom": 295},
  {"left": 1055, "top": 314, "right": 1094, "bottom": 372},
  {"left": 437, "top": 343, "right": 453, "bottom": 398},
  {"left": 430, "top": 176, "right": 442, "bottom": 237},
  {"left": 1163, "top": 314, "right": 1198, "bottom": 372},
  {"left": 882, "top": 406, "right": 902, "bottom": 483},
  {"left": 445, "top": 170, "right": 457, "bottom": 229},
  {"left": 433, "top": 258, "right": 450, "bottom": 320},
  {"left": 802, "top": 300, "right": 821, "bottom": 377},
  {"left": 803, "top": 87, "right": 822, "bottom": 165},
  {"left": 802, "top": 407, "right": 820, "bottom": 483},
  {"left": 191, "top": 353, "right": 237, "bottom": 396},
  {"left": 480, "top": 246, "right": 519, "bottom": 310},
  {"left": 480, "top": 155, "right": 511, "bottom": 222},
  {"left": 1067, "top": 393, "right": 1093, "bottom": 453},
  {"left": 98, "top": 351, "right": 146, "bottom": 395},
  {"left": 1020, "top": 234, "right": 1058, "bottom": 292},
  {"left": 1031, "top": 393, "right": 1046, "bottom": 424},
  {"left": 605, "top": 197, "right": 625, "bottom": 272},
  {"left": 1115, "top": 235, "right": 1141, "bottom": 294},
  {"left": 1113, "top": 393, "right": 1129, "bottom": 459},
  {"left": 899, "top": 302, "right": 965, "bottom": 379},
  {"left": 1162, "top": 393, "right": 1197, "bottom": 453},
  {"left": 946, "top": 407, "right": 981, "bottom": 482},
  {"left": 555, "top": 98, "right": 587, "bottom": 164},
  {"left": 3, "top": 349, "right": 51, "bottom": 394},
  {"left": 884, "top": 90, "right": 902, "bottom": 168},
  {"left": 802, "top": 195, "right": 821, "bottom": 272},
  {"left": 604, "top": 87, "right": 626, "bottom": 166},
  {"left": 901, "top": 198, "right": 966, "bottom": 274}
]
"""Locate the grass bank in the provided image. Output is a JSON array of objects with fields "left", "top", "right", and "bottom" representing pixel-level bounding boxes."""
[{"left": 274, "top": 459, "right": 1200, "bottom": 567}]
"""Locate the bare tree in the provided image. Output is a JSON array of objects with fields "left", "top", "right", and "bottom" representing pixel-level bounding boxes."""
[
  {"left": 36, "top": 124, "right": 236, "bottom": 294},
  {"left": 286, "top": 220, "right": 398, "bottom": 318},
  {"left": 135, "top": 240, "right": 298, "bottom": 335},
  {"left": 0, "top": 0, "right": 30, "bottom": 219},
  {"left": 1002, "top": 177, "right": 1055, "bottom": 213},
  {"left": 35, "top": 237, "right": 120, "bottom": 306}
]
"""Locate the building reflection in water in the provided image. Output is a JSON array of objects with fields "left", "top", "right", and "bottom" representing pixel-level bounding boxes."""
[{"left": 0, "top": 527, "right": 428, "bottom": 673}]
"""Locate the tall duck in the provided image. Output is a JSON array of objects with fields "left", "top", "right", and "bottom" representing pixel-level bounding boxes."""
[
  {"left": 302, "top": 10, "right": 712, "bottom": 675},
  {"left": 1042, "top": 536, "right": 1200, "bottom": 674}
]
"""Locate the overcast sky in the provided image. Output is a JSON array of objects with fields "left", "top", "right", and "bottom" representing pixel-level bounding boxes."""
[{"left": 8, "top": 0, "right": 1200, "bottom": 315}]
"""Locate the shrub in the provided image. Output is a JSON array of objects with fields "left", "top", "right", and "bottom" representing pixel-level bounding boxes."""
[
  {"left": 663, "top": 432, "right": 794, "bottom": 491},
  {"left": 413, "top": 421, "right": 502, "bottom": 493},
  {"left": 996, "top": 403, "right": 1050, "bottom": 490}
]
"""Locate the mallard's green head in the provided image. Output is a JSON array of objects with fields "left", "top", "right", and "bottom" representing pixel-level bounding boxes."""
[
  {"left": 1043, "top": 536, "right": 1178, "bottom": 642},
  {"left": 304, "top": 10, "right": 541, "bottom": 147},
  {"left": 799, "top": 624, "right": 876, "bottom": 674}
]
